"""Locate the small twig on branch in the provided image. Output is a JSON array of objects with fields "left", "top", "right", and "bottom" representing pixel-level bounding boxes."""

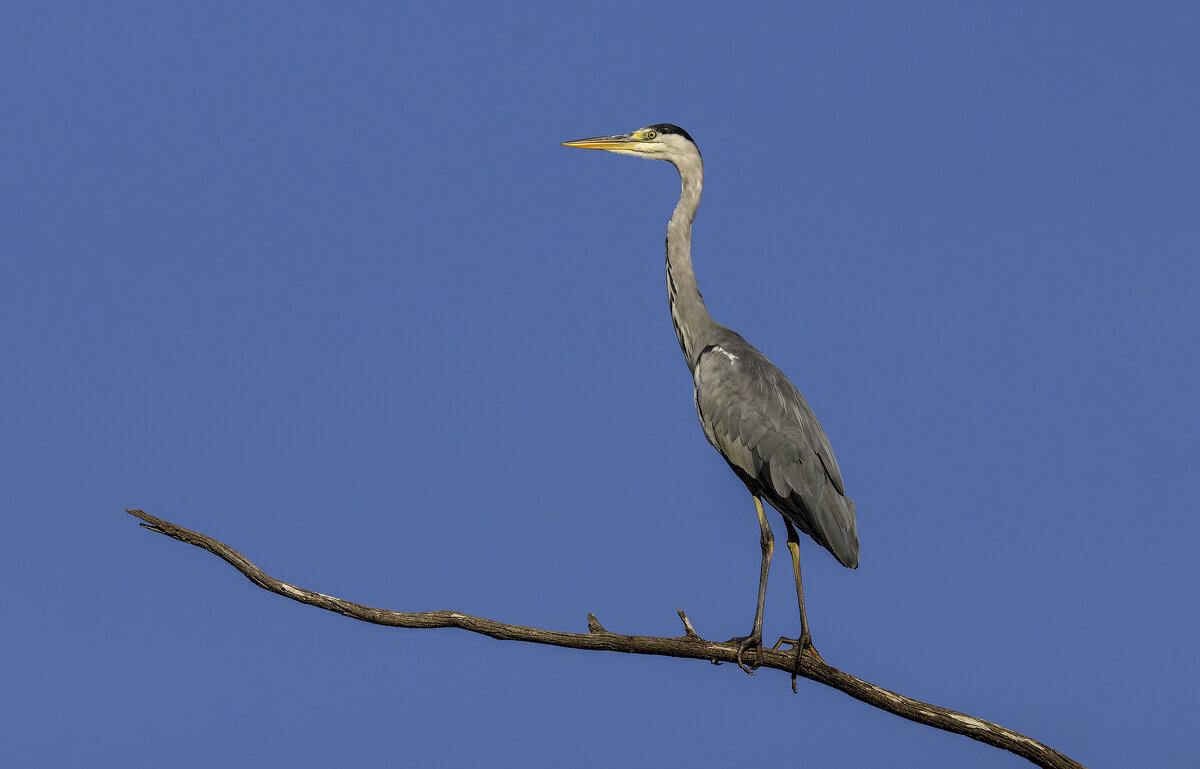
[
  {"left": 126, "top": 508, "right": 1085, "bottom": 769},
  {"left": 677, "top": 608, "right": 701, "bottom": 640}
]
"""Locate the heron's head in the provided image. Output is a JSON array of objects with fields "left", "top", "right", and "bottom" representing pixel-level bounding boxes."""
[{"left": 562, "top": 123, "right": 701, "bottom": 168}]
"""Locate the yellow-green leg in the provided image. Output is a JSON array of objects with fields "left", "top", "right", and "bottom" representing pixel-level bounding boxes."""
[{"left": 772, "top": 517, "right": 823, "bottom": 690}]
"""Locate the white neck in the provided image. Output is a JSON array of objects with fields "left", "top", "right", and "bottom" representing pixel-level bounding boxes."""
[{"left": 664, "top": 149, "right": 719, "bottom": 371}]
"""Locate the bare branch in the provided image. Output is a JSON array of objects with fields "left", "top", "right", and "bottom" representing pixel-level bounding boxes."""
[{"left": 127, "top": 508, "right": 1086, "bottom": 769}]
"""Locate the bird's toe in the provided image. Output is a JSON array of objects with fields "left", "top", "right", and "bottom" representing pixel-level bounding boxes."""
[{"left": 733, "top": 634, "right": 764, "bottom": 674}]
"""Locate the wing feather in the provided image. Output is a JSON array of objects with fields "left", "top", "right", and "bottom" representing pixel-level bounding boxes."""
[{"left": 694, "top": 335, "right": 859, "bottom": 568}]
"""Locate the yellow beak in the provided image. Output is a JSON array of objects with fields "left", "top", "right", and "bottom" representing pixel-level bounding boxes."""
[{"left": 561, "top": 133, "right": 637, "bottom": 151}]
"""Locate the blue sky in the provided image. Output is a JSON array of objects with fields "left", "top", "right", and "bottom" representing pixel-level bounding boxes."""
[{"left": 4, "top": 3, "right": 1197, "bottom": 766}]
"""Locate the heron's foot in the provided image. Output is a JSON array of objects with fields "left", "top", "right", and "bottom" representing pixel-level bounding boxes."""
[
  {"left": 772, "top": 634, "right": 822, "bottom": 692},
  {"left": 772, "top": 633, "right": 824, "bottom": 662},
  {"left": 731, "top": 632, "right": 765, "bottom": 674}
]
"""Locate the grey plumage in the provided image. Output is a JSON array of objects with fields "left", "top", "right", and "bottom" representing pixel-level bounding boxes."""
[
  {"left": 563, "top": 123, "right": 858, "bottom": 669},
  {"left": 694, "top": 333, "right": 858, "bottom": 568}
]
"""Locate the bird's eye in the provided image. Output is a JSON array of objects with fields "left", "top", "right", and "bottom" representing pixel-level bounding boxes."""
[{"left": 646, "top": 130, "right": 657, "bottom": 139}]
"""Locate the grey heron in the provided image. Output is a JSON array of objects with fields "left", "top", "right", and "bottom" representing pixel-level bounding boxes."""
[{"left": 563, "top": 124, "right": 859, "bottom": 674}]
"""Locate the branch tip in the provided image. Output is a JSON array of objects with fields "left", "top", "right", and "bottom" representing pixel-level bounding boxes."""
[{"left": 586, "top": 613, "right": 607, "bottom": 633}]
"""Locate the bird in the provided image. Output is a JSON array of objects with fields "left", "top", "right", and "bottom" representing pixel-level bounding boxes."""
[{"left": 562, "top": 124, "right": 859, "bottom": 674}]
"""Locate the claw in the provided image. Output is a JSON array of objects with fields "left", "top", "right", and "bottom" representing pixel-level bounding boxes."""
[
  {"left": 734, "top": 635, "right": 764, "bottom": 674},
  {"left": 774, "top": 634, "right": 823, "bottom": 692}
]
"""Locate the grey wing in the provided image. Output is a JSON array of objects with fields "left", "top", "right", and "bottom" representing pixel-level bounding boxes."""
[{"left": 693, "top": 337, "right": 859, "bottom": 569}]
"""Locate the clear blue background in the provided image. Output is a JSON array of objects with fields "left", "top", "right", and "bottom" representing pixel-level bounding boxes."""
[{"left": 4, "top": 3, "right": 1197, "bottom": 767}]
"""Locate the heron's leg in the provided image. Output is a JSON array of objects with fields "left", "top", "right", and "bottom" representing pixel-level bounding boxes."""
[
  {"left": 734, "top": 495, "right": 773, "bottom": 674},
  {"left": 771, "top": 518, "right": 823, "bottom": 689},
  {"left": 782, "top": 518, "right": 812, "bottom": 650}
]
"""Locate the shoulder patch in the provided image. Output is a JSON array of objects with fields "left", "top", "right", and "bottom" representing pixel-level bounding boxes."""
[{"left": 711, "top": 344, "right": 739, "bottom": 362}]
